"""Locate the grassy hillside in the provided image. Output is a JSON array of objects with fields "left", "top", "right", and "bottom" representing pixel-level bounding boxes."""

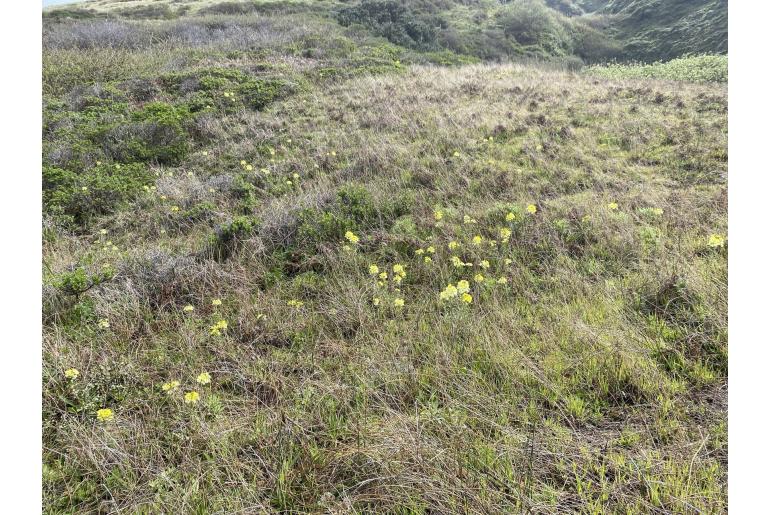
[
  {"left": 42, "top": 2, "right": 727, "bottom": 513},
  {"left": 600, "top": 0, "right": 728, "bottom": 62},
  {"left": 44, "top": 0, "right": 727, "bottom": 64}
]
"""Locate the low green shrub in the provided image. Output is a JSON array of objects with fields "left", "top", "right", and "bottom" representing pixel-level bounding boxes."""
[
  {"left": 208, "top": 215, "right": 259, "bottom": 261},
  {"left": 43, "top": 163, "right": 153, "bottom": 225},
  {"left": 52, "top": 265, "right": 115, "bottom": 298},
  {"left": 584, "top": 55, "right": 728, "bottom": 83}
]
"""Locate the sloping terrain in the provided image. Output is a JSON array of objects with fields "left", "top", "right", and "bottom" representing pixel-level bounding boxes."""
[
  {"left": 42, "top": 2, "right": 727, "bottom": 513},
  {"left": 601, "top": 0, "right": 728, "bottom": 61},
  {"left": 44, "top": 0, "right": 728, "bottom": 63}
]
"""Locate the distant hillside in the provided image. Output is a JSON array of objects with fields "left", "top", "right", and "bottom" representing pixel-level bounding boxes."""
[
  {"left": 44, "top": 0, "right": 727, "bottom": 64},
  {"left": 600, "top": 0, "right": 728, "bottom": 61}
]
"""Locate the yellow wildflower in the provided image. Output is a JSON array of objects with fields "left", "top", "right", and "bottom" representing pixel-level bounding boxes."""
[
  {"left": 97, "top": 318, "right": 110, "bottom": 329},
  {"left": 393, "top": 298, "right": 405, "bottom": 308},
  {"left": 162, "top": 380, "right": 180, "bottom": 392},
  {"left": 344, "top": 231, "right": 359, "bottom": 244},
  {"left": 472, "top": 235, "right": 483, "bottom": 246},
  {"left": 415, "top": 248, "right": 425, "bottom": 256},
  {"left": 461, "top": 293, "right": 473, "bottom": 304},
  {"left": 368, "top": 264, "right": 380, "bottom": 275},
  {"left": 96, "top": 408, "right": 114, "bottom": 422},
  {"left": 456, "top": 280, "right": 470, "bottom": 294},
  {"left": 607, "top": 202, "right": 619, "bottom": 210},
  {"left": 708, "top": 234, "right": 726, "bottom": 248},
  {"left": 393, "top": 264, "right": 406, "bottom": 277},
  {"left": 505, "top": 212, "right": 516, "bottom": 222},
  {"left": 183, "top": 305, "right": 194, "bottom": 313},
  {"left": 500, "top": 228, "right": 512, "bottom": 241},
  {"left": 99, "top": 229, "right": 108, "bottom": 235},
  {"left": 451, "top": 256, "right": 465, "bottom": 268},
  {"left": 434, "top": 210, "right": 444, "bottom": 221},
  {"left": 184, "top": 391, "right": 200, "bottom": 404},
  {"left": 245, "top": 164, "right": 253, "bottom": 171},
  {"left": 526, "top": 204, "right": 537, "bottom": 214},
  {"left": 64, "top": 368, "right": 79, "bottom": 380},
  {"left": 479, "top": 260, "right": 490, "bottom": 269},
  {"left": 170, "top": 206, "right": 180, "bottom": 213},
  {"left": 209, "top": 320, "right": 228, "bottom": 336},
  {"left": 424, "top": 256, "right": 432, "bottom": 264},
  {"left": 448, "top": 241, "right": 459, "bottom": 250},
  {"left": 287, "top": 300, "right": 304, "bottom": 308},
  {"left": 373, "top": 297, "right": 381, "bottom": 306},
  {"left": 426, "top": 246, "right": 435, "bottom": 254},
  {"left": 497, "top": 277, "right": 508, "bottom": 284},
  {"left": 474, "top": 273, "right": 485, "bottom": 283},
  {"left": 196, "top": 372, "right": 211, "bottom": 385},
  {"left": 453, "top": 151, "right": 460, "bottom": 157},
  {"left": 440, "top": 284, "right": 458, "bottom": 300},
  {"left": 212, "top": 298, "right": 222, "bottom": 306}
]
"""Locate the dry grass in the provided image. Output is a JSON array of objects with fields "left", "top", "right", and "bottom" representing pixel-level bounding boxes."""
[{"left": 43, "top": 12, "right": 727, "bottom": 515}]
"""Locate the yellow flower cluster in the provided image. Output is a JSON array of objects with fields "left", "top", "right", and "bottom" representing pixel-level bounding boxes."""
[
  {"left": 344, "top": 231, "right": 359, "bottom": 244},
  {"left": 287, "top": 299, "right": 304, "bottom": 308},
  {"left": 184, "top": 391, "right": 200, "bottom": 404},
  {"left": 64, "top": 368, "right": 79, "bottom": 379},
  {"left": 162, "top": 380, "right": 180, "bottom": 393},
  {"left": 707, "top": 234, "right": 726, "bottom": 248},
  {"left": 439, "top": 280, "right": 473, "bottom": 304},
  {"left": 392, "top": 264, "right": 406, "bottom": 284},
  {"left": 209, "top": 319, "right": 228, "bottom": 336},
  {"left": 96, "top": 408, "right": 114, "bottom": 423}
]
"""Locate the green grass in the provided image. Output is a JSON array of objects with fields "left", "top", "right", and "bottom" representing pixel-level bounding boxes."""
[
  {"left": 585, "top": 54, "right": 728, "bottom": 83},
  {"left": 42, "top": 3, "right": 727, "bottom": 513}
]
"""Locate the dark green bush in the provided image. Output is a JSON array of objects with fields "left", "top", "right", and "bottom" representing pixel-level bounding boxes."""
[
  {"left": 337, "top": 0, "right": 442, "bottom": 50},
  {"left": 43, "top": 163, "right": 153, "bottom": 225},
  {"left": 295, "top": 184, "right": 413, "bottom": 249},
  {"left": 208, "top": 215, "right": 258, "bottom": 261},
  {"left": 496, "top": 0, "right": 573, "bottom": 56},
  {"left": 52, "top": 265, "right": 114, "bottom": 298},
  {"left": 99, "top": 102, "right": 192, "bottom": 164}
]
